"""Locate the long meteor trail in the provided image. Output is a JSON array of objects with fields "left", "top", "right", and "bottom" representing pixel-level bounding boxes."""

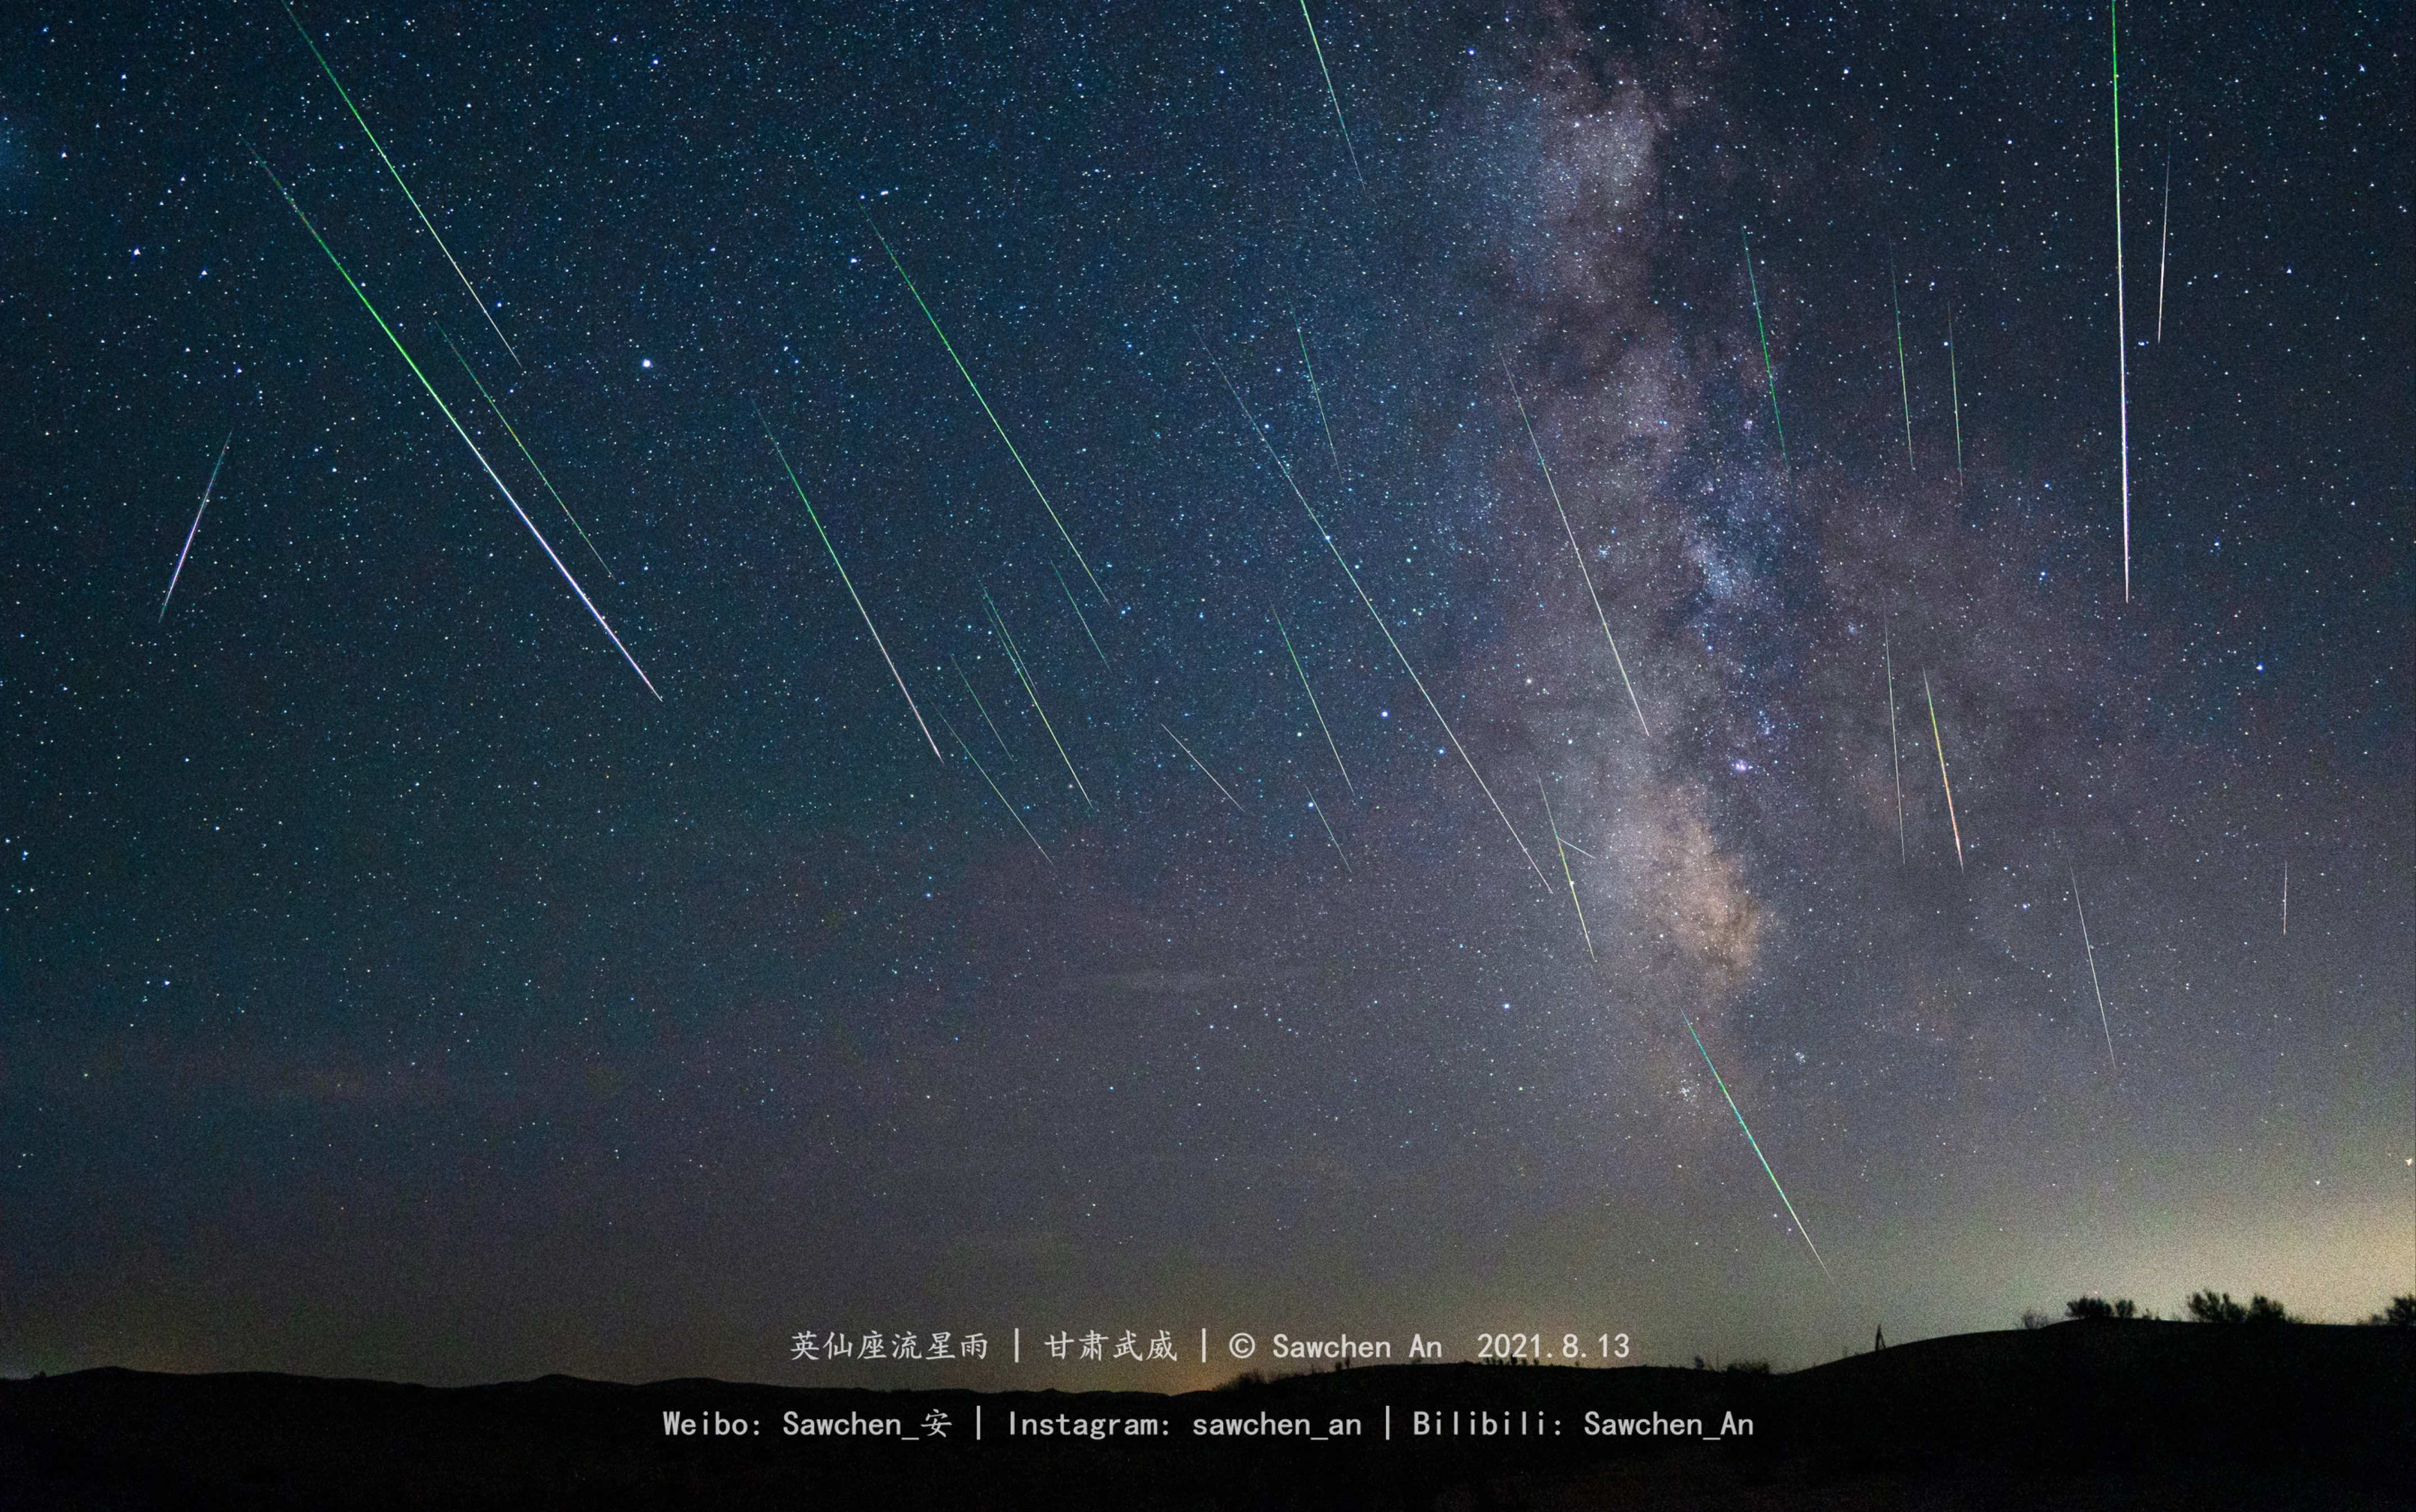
[
  {"left": 868, "top": 218, "right": 1107, "bottom": 605},
  {"left": 1947, "top": 308, "right": 1966, "bottom": 491},
  {"left": 1539, "top": 780, "right": 1594, "bottom": 960},
  {"left": 1052, "top": 562, "right": 1108, "bottom": 664},
  {"left": 279, "top": 0, "right": 519, "bottom": 369},
  {"left": 1922, "top": 671, "right": 1963, "bottom": 871},
  {"left": 1307, "top": 791, "right": 1350, "bottom": 876},
  {"left": 1884, "top": 628, "right": 1905, "bottom": 864},
  {"left": 1741, "top": 228, "right": 1788, "bottom": 471},
  {"left": 1211, "top": 351, "right": 1549, "bottom": 889},
  {"left": 1297, "top": 0, "right": 1365, "bottom": 188},
  {"left": 759, "top": 408, "right": 940, "bottom": 761},
  {"left": 1505, "top": 363, "right": 1650, "bottom": 739},
  {"left": 2111, "top": 1, "right": 2132, "bottom": 601},
  {"left": 1161, "top": 722, "right": 1247, "bottom": 814},
  {"left": 1273, "top": 609, "right": 1352, "bottom": 796},
  {"left": 984, "top": 586, "right": 1091, "bottom": 808},
  {"left": 252, "top": 149, "right": 657, "bottom": 698},
  {"left": 953, "top": 654, "right": 1015, "bottom": 763},
  {"left": 160, "top": 432, "right": 231, "bottom": 621},
  {"left": 936, "top": 707, "right": 1051, "bottom": 867},
  {"left": 444, "top": 331, "right": 609, "bottom": 577},
  {"left": 2156, "top": 156, "right": 2171, "bottom": 343},
  {"left": 1888, "top": 244, "right": 1914, "bottom": 467},
  {"left": 2071, "top": 870, "right": 2116, "bottom": 1072},
  {"left": 1296, "top": 321, "right": 1346, "bottom": 487},
  {"left": 1682, "top": 1012, "right": 1834, "bottom": 1287}
]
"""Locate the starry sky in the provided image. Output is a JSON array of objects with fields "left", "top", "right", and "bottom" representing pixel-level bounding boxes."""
[{"left": 2, "top": 2, "right": 2408, "bottom": 1388}]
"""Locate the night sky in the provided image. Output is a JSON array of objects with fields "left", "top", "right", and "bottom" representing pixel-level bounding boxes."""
[{"left": 3, "top": 2, "right": 2408, "bottom": 1389}]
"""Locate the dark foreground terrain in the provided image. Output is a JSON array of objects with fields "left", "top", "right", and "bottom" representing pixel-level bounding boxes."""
[{"left": 3, "top": 1323, "right": 2409, "bottom": 1509}]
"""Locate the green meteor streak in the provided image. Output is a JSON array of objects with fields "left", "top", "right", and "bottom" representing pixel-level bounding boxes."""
[
  {"left": 1923, "top": 671, "right": 1964, "bottom": 871},
  {"left": 442, "top": 330, "right": 609, "bottom": 578},
  {"left": 758, "top": 407, "right": 941, "bottom": 762},
  {"left": 2111, "top": 0, "right": 2132, "bottom": 603},
  {"left": 1211, "top": 352, "right": 1549, "bottom": 890},
  {"left": 1296, "top": 320, "right": 1346, "bottom": 488},
  {"left": 868, "top": 218, "right": 1107, "bottom": 606},
  {"left": 279, "top": 0, "right": 520, "bottom": 369},
  {"left": 1297, "top": 0, "right": 1365, "bottom": 188},
  {"left": 1160, "top": 722, "right": 1247, "bottom": 814},
  {"left": 1884, "top": 626, "right": 1905, "bottom": 866},
  {"left": 952, "top": 654, "right": 1015, "bottom": 764},
  {"left": 1505, "top": 363, "right": 1650, "bottom": 740},
  {"left": 1052, "top": 562, "right": 1108, "bottom": 665},
  {"left": 1741, "top": 227, "right": 1788, "bottom": 471},
  {"left": 1272, "top": 609, "right": 1352, "bottom": 796},
  {"left": 1887, "top": 243, "right": 1914, "bottom": 468},
  {"left": 1539, "top": 780, "right": 1594, "bottom": 961},
  {"left": 250, "top": 148, "right": 657, "bottom": 699},
  {"left": 1306, "top": 790, "right": 1350, "bottom": 876},
  {"left": 1947, "top": 307, "right": 1966, "bottom": 491},
  {"left": 1682, "top": 1012, "right": 1834, "bottom": 1286},
  {"left": 984, "top": 587, "right": 1091, "bottom": 809},
  {"left": 935, "top": 706, "right": 1051, "bottom": 868}
]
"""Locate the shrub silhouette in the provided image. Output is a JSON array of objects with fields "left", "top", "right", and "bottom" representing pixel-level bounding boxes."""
[
  {"left": 2064, "top": 1296, "right": 2141, "bottom": 1321},
  {"left": 2019, "top": 1309, "right": 2053, "bottom": 1330},
  {"left": 1723, "top": 1360, "right": 1772, "bottom": 1374},
  {"left": 2365, "top": 1295, "right": 2416, "bottom": 1327},
  {"left": 2245, "top": 1294, "right": 2289, "bottom": 1324},
  {"left": 2186, "top": 1291, "right": 2247, "bottom": 1323}
]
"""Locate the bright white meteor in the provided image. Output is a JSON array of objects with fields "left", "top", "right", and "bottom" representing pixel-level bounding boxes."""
[{"left": 160, "top": 432, "right": 232, "bottom": 621}]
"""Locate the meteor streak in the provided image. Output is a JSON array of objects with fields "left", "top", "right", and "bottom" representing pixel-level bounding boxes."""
[
  {"left": 2157, "top": 157, "right": 2171, "bottom": 343},
  {"left": 2071, "top": 870, "right": 2116, "bottom": 1072},
  {"left": 160, "top": 432, "right": 230, "bottom": 621},
  {"left": 984, "top": 587, "right": 1092, "bottom": 808},
  {"left": 1296, "top": 320, "right": 1346, "bottom": 487},
  {"left": 1052, "top": 562, "right": 1108, "bottom": 664},
  {"left": 1273, "top": 609, "right": 1352, "bottom": 796},
  {"left": 279, "top": 0, "right": 520, "bottom": 368},
  {"left": 1922, "top": 671, "right": 1963, "bottom": 871},
  {"left": 758, "top": 407, "right": 940, "bottom": 761},
  {"left": 251, "top": 149, "right": 658, "bottom": 698},
  {"left": 2111, "top": 1, "right": 2132, "bottom": 601},
  {"left": 1539, "top": 780, "right": 1594, "bottom": 960},
  {"left": 1297, "top": 0, "right": 1365, "bottom": 188},
  {"left": 952, "top": 654, "right": 1015, "bottom": 764},
  {"left": 1160, "top": 722, "right": 1247, "bottom": 814},
  {"left": 2281, "top": 858, "right": 2287, "bottom": 936},
  {"left": 867, "top": 218, "right": 1107, "bottom": 605},
  {"left": 1210, "top": 351, "right": 1549, "bottom": 889},
  {"left": 1741, "top": 228, "right": 1788, "bottom": 470},
  {"left": 1884, "top": 628, "right": 1906, "bottom": 864},
  {"left": 1505, "top": 363, "right": 1650, "bottom": 739},
  {"left": 1682, "top": 1012, "right": 1834, "bottom": 1286},
  {"left": 1307, "top": 791, "right": 1349, "bottom": 876},
  {"left": 1947, "top": 308, "right": 1966, "bottom": 491},
  {"left": 1887, "top": 244, "right": 1914, "bottom": 467},
  {"left": 444, "top": 331, "right": 609, "bottom": 577},
  {"left": 935, "top": 707, "right": 1051, "bottom": 867}
]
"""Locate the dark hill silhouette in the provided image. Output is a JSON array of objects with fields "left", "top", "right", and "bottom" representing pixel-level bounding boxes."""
[{"left": 2, "top": 1323, "right": 2407, "bottom": 1509}]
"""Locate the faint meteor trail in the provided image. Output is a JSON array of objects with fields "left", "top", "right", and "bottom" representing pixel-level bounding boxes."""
[
  {"left": 1539, "top": 780, "right": 1594, "bottom": 960},
  {"left": 1296, "top": 320, "right": 1346, "bottom": 486},
  {"left": 1741, "top": 228, "right": 1788, "bottom": 470},
  {"left": 1884, "top": 628, "right": 1905, "bottom": 864},
  {"left": 251, "top": 148, "right": 658, "bottom": 699},
  {"left": 952, "top": 655, "right": 1015, "bottom": 763},
  {"left": 1887, "top": 244, "right": 1914, "bottom": 467},
  {"left": 1307, "top": 790, "right": 1350, "bottom": 876},
  {"left": 443, "top": 331, "right": 609, "bottom": 577},
  {"left": 984, "top": 587, "right": 1091, "bottom": 808},
  {"left": 1505, "top": 362, "right": 1650, "bottom": 739},
  {"left": 935, "top": 707, "right": 1051, "bottom": 867},
  {"left": 1922, "top": 671, "right": 1963, "bottom": 870},
  {"left": 1052, "top": 563, "right": 1108, "bottom": 664},
  {"left": 2071, "top": 869, "right": 2116, "bottom": 1072},
  {"left": 758, "top": 406, "right": 940, "bottom": 761},
  {"left": 1273, "top": 609, "right": 1352, "bottom": 795},
  {"left": 1210, "top": 350, "right": 1549, "bottom": 889},
  {"left": 160, "top": 432, "right": 231, "bottom": 621},
  {"left": 2281, "top": 858, "right": 2288, "bottom": 936},
  {"left": 1297, "top": 0, "right": 1365, "bottom": 188},
  {"left": 279, "top": 0, "right": 520, "bottom": 368},
  {"left": 2110, "top": 1, "right": 2133, "bottom": 601},
  {"left": 1947, "top": 308, "right": 1966, "bottom": 491},
  {"left": 1682, "top": 1012, "right": 1835, "bottom": 1287},
  {"left": 867, "top": 217, "right": 1107, "bottom": 605},
  {"left": 2157, "top": 157, "right": 2171, "bottom": 342},
  {"left": 1161, "top": 722, "right": 1247, "bottom": 814}
]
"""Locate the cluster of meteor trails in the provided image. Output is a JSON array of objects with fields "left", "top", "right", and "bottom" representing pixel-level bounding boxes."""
[{"left": 165, "top": 1, "right": 2194, "bottom": 1315}]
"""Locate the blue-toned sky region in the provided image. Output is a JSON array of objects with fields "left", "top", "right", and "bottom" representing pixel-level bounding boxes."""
[{"left": 2, "top": 2, "right": 2408, "bottom": 1386}]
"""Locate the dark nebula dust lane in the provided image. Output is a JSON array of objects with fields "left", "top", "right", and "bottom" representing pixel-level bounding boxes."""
[{"left": 0, "top": 2, "right": 2406, "bottom": 1387}]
